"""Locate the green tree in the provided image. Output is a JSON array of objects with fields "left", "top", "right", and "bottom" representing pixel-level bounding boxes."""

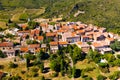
[
  {"left": 72, "top": 46, "right": 82, "bottom": 63},
  {"left": 50, "top": 60, "right": 60, "bottom": 72},
  {"left": 9, "top": 62, "right": 18, "bottom": 68},
  {"left": 40, "top": 62, "right": 44, "bottom": 73},
  {"left": 0, "top": 50, "right": 6, "bottom": 58},
  {"left": 110, "top": 40, "right": 120, "bottom": 51}
]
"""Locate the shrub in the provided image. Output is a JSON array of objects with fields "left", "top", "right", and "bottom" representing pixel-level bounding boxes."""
[
  {"left": 97, "top": 75, "right": 107, "bottom": 80},
  {"left": 9, "top": 62, "right": 18, "bottom": 68},
  {"left": 84, "top": 67, "right": 95, "bottom": 72},
  {"left": 52, "top": 72, "right": 58, "bottom": 77},
  {"left": 117, "top": 55, "right": 120, "bottom": 59},
  {"left": 40, "top": 76, "right": 45, "bottom": 80},
  {"left": 32, "top": 72, "right": 38, "bottom": 77},
  {"left": 21, "top": 70, "right": 26, "bottom": 74},
  {"left": 84, "top": 76, "right": 93, "bottom": 80},
  {"left": 31, "top": 67, "right": 39, "bottom": 72},
  {"left": 0, "top": 65, "right": 4, "bottom": 69}
]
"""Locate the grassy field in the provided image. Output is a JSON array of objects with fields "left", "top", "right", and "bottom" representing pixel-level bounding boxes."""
[
  {"left": 0, "top": 21, "right": 7, "bottom": 29},
  {"left": 0, "top": 57, "right": 119, "bottom": 80}
]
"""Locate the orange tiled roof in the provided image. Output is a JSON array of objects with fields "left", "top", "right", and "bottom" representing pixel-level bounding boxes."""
[
  {"left": 35, "top": 29, "right": 40, "bottom": 34},
  {"left": 106, "top": 38, "right": 114, "bottom": 41},
  {"left": 59, "top": 41, "right": 68, "bottom": 45},
  {"left": 71, "top": 32, "right": 76, "bottom": 37},
  {"left": 40, "top": 23, "right": 48, "bottom": 27},
  {"left": 92, "top": 42, "right": 102, "bottom": 47},
  {"left": 37, "top": 36, "right": 43, "bottom": 41},
  {"left": 76, "top": 30, "right": 85, "bottom": 34},
  {"left": 20, "top": 47, "right": 28, "bottom": 52},
  {"left": 46, "top": 32, "right": 56, "bottom": 37},
  {"left": 50, "top": 42, "right": 58, "bottom": 46},
  {"left": 0, "top": 42, "right": 13, "bottom": 47},
  {"left": 77, "top": 41, "right": 83, "bottom": 45},
  {"left": 21, "top": 24, "right": 27, "bottom": 29}
]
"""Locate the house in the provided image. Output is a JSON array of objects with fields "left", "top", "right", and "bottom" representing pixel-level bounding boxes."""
[
  {"left": 93, "top": 32, "right": 106, "bottom": 41},
  {"left": 46, "top": 32, "right": 58, "bottom": 41},
  {"left": 20, "top": 47, "right": 29, "bottom": 55},
  {"left": 0, "top": 42, "right": 15, "bottom": 57},
  {"left": 100, "top": 48, "right": 113, "bottom": 54},
  {"left": 59, "top": 41, "right": 68, "bottom": 47},
  {"left": 30, "top": 29, "right": 40, "bottom": 39},
  {"left": 41, "top": 44, "right": 47, "bottom": 52},
  {"left": 28, "top": 44, "right": 40, "bottom": 54},
  {"left": 105, "top": 38, "right": 114, "bottom": 45},
  {"left": 62, "top": 32, "right": 80, "bottom": 43},
  {"left": 40, "top": 23, "right": 48, "bottom": 33},
  {"left": 76, "top": 41, "right": 90, "bottom": 53},
  {"left": 81, "top": 35, "right": 93, "bottom": 42},
  {"left": 37, "top": 36, "right": 44, "bottom": 43},
  {"left": 49, "top": 42, "right": 58, "bottom": 53},
  {"left": 91, "top": 41, "right": 110, "bottom": 53},
  {"left": 17, "top": 30, "right": 30, "bottom": 36}
]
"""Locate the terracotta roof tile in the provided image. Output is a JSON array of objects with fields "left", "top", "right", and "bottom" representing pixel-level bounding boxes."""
[
  {"left": 59, "top": 41, "right": 68, "bottom": 45},
  {"left": 37, "top": 36, "right": 43, "bottom": 41},
  {"left": 0, "top": 42, "right": 13, "bottom": 47},
  {"left": 20, "top": 47, "right": 28, "bottom": 52},
  {"left": 50, "top": 42, "right": 58, "bottom": 46},
  {"left": 46, "top": 32, "right": 56, "bottom": 37}
]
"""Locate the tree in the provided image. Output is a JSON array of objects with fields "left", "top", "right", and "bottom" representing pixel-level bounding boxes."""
[
  {"left": 110, "top": 40, "right": 120, "bottom": 51},
  {"left": 40, "top": 76, "right": 45, "bottom": 80},
  {"left": 36, "top": 50, "right": 45, "bottom": 60},
  {"left": 86, "top": 49, "right": 101, "bottom": 63},
  {"left": 50, "top": 60, "right": 60, "bottom": 72},
  {"left": 72, "top": 46, "right": 82, "bottom": 63},
  {"left": 40, "top": 62, "right": 44, "bottom": 73},
  {"left": 9, "top": 62, "right": 18, "bottom": 68},
  {"left": 104, "top": 53, "right": 116, "bottom": 62},
  {"left": 0, "top": 50, "right": 6, "bottom": 58},
  {"left": 60, "top": 59, "right": 64, "bottom": 76}
]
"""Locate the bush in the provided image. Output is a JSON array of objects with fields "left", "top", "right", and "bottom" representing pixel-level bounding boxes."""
[
  {"left": 97, "top": 75, "right": 107, "bottom": 80},
  {"left": 84, "top": 76, "right": 93, "bottom": 80},
  {"left": 31, "top": 67, "right": 39, "bottom": 72},
  {"left": 0, "top": 50, "right": 7, "bottom": 58},
  {"left": 98, "top": 63, "right": 109, "bottom": 68},
  {"left": 117, "top": 55, "right": 120, "bottom": 59},
  {"left": 9, "top": 62, "right": 18, "bottom": 68},
  {"left": 0, "top": 65, "right": 4, "bottom": 69},
  {"left": 21, "top": 70, "right": 26, "bottom": 74},
  {"left": 52, "top": 72, "right": 58, "bottom": 77},
  {"left": 84, "top": 67, "right": 95, "bottom": 72},
  {"left": 32, "top": 72, "right": 38, "bottom": 77},
  {"left": 100, "top": 67, "right": 109, "bottom": 73},
  {"left": 40, "top": 76, "right": 45, "bottom": 80}
]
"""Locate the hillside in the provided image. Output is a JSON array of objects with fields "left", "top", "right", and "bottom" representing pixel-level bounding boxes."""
[{"left": 0, "top": 0, "right": 120, "bottom": 34}]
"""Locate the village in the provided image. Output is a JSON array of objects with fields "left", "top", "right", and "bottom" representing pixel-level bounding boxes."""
[
  {"left": 0, "top": 20, "right": 120, "bottom": 80},
  {"left": 0, "top": 21, "right": 118, "bottom": 57}
]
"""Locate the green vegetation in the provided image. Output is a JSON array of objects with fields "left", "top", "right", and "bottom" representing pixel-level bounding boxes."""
[{"left": 0, "top": 0, "right": 120, "bottom": 34}]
